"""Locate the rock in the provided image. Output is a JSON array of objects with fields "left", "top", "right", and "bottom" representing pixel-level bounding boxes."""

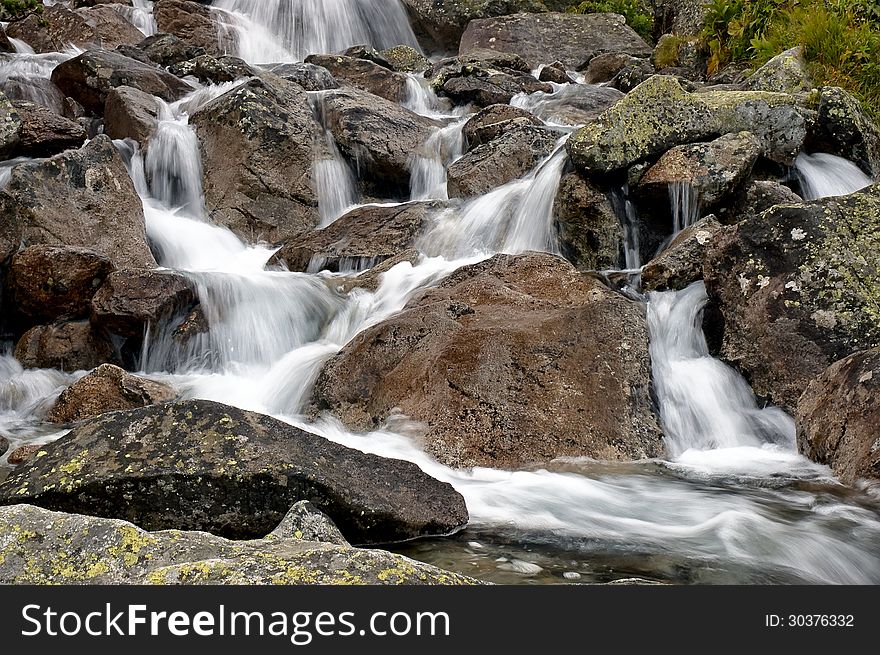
[
  {"left": 554, "top": 170, "right": 623, "bottom": 271},
  {"left": 90, "top": 269, "right": 196, "bottom": 339},
  {"left": 737, "top": 180, "right": 802, "bottom": 220},
  {"left": 744, "top": 47, "right": 812, "bottom": 95},
  {"left": 103, "top": 85, "right": 159, "bottom": 146},
  {"left": 47, "top": 364, "right": 176, "bottom": 424},
  {"left": 317, "top": 86, "right": 438, "bottom": 196},
  {"left": 462, "top": 104, "right": 543, "bottom": 150},
  {"left": 51, "top": 49, "right": 194, "bottom": 115},
  {"left": 312, "top": 253, "right": 664, "bottom": 469},
  {"left": 539, "top": 61, "right": 573, "bottom": 84},
  {"left": 0, "top": 504, "right": 479, "bottom": 584},
  {"left": 6, "top": 445, "right": 41, "bottom": 466},
  {"left": 0, "top": 26, "right": 13, "bottom": 54},
  {"left": 8, "top": 100, "right": 86, "bottom": 157},
  {"left": 704, "top": 185, "right": 880, "bottom": 411},
  {"left": 568, "top": 75, "right": 811, "bottom": 173},
  {"left": 808, "top": 86, "right": 880, "bottom": 178},
  {"left": 516, "top": 84, "right": 624, "bottom": 125},
  {"left": 273, "top": 202, "right": 439, "bottom": 273},
  {"left": 1, "top": 76, "right": 67, "bottom": 116},
  {"left": 637, "top": 132, "right": 763, "bottom": 210},
  {"left": 0, "top": 91, "right": 21, "bottom": 159},
  {"left": 440, "top": 67, "right": 550, "bottom": 107},
  {"left": 642, "top": 216, "right": 723, "bottom": 291},
  {"left": 270, "top": 62, "right": 338, "bottom": 91},
  {"left": 653, "top": 0, "right": 713, "bottom": 35},
  {"left": 75, "top": 4, "right": 145, "bottom": 49},
  {"left": 608, "top": 58, "right": 658, "bottom": 93},
  {"left": 135, "top": 32, "right": 207, "bottom": 67},
  {"left": 154, "top": 0, "right": 233, "bottom": 56},
  {"left": 380, "top": 44, "right": 431, "bottom": 73},
  {"left": 14, "top": 321, "right": 117, "bottom": 372},
  {"left": 5, "top": 5, "right": 97, "bottom": 53},
  {"left": 333, "top": 250, "right": 422, "bottom": 295},
  {"left": 0, "top": 135, "right": 155, "bottom": 269},
  {"left": 8, "top": 245, "right": 114, "bottom": 324},
  {"left": 305, "top": 54, "right": 408, "bottom": 103},
  {"left": 269, "top": 501, "right": 348, "bottom": 547},
  {"left": 460, "top": 12, "right": 651, "bottom": 70},
  {"left": 0, "top": 399, "right": 469, "bottom": 544},
  {"left": 585, "top": 52, "right": 652, "bottom": 84},
  {"left": 169, "top": 54, "right": 259, "bottom": 84},
  {"left": 447, "top": 125, "right": 559, "bottom": 198},
  {"left": 192, "top": 75, "right": 324, "bottom": 243},
  {"left": 0, "top": 436, "right": 8, "bottom": 458},
  {"left": 797, "top": 348, "right": 880, "bottom": 484}
]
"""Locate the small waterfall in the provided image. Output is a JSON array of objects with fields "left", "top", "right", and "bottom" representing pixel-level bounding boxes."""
[
  {"left": 609, "top": 187, "right": 642, "bottom": 271},
  {"left": 145, "top": 102, "right": 205, "bottom": 217},
  {"left": 117, "top": 0, "right": 157, "bottom": 37},
  {"left": 212, "top": 0, "right": 422, "bottom": 63},
  {"left": 409, "top": 120, "right": 466, "bottom": 201},
  {"left": 670, "top": 181, "right": 700, "bottom": 234},
  {"left": 309, "top": 93, "right": 360, "bottom": 226},
  {"left": 9, "top": 38, "right": 35, "bottom": 55},
  {"left": 647, "top": 282, "right": 795, "bottom": 458},
  {"left": 795, "top": 152, "right": 873, "bottom": 200}
]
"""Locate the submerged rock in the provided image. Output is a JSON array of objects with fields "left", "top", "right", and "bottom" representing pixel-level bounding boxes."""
[
  {"left": 797, "top": 348, "right": 880, "bottom": 484},
  {"left": 312, "top": 253, "right": 664, "bottom": 469},
  {"left": 0, "top": 399, "right": 469, "bottom": 545},
  {"left": 0, "top": 504, "right": 479, "bottom": 585},
  {"left": 704, "top": 184, "right": 880, "bottom": 411}
]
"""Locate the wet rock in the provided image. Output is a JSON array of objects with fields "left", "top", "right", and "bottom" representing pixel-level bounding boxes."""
[
  {"left": 14, "top": 320, "right": 117, "bottom": 372},
  {"left": 744, "top": 47, "right": 812, "bottom": 95},
  {"left": 169, "top": 54, "right": 259, "bottom": 84},
  {"left": 518, "top": 84, "right": 624, "bottom": 126},
  {"left": 90, "top": 269, "right": 195, "bottom": 339},
  {"left": 447, "top": 124, "right": 559, "bottom": 198},
  {"left": 0, "top": 26, "right": 13, "bottom": 54},
  {"left": 269, "top": 501, "right": 348, "bottom": 547},
  {"left": 8, "top": 100, "right": 86, "bottom": 157},
  {"left": 5, "top": 5, "right": 97, "bottom": 53},
  {"left": 704, "top": 185, "right": 880, "bottom": 411},
  {"left": 305, "top": 54, "right": 408, "bottom": 103},
  {"left": 642, "top": 216, "right": 723, "bottom": 291},
  {"left": 462, "top": 104, "right": 543, "bottom": 150},
  {"left": 585, "top": 52, "right": 652, "bottom": 85},
  {"left": 134, "top": 32, "right": 207, "bottom": 67},
  {"left": 6, "top": 445, "right": 41, "bottom": 466},
  {"left": 75, "top": 4, "right": 145, "bottom": 49},
  {"left": 0, "top": 504, "right": 479, "bottom": 584},
  {"left": 0, "top": 91, "right": 21, "bottom": 159},
  {"left": 270, "top": 62, "right": 338, "bottom": 91},
  {"left": 797, "top": 348, "right": 880, "bottom": 484},
  {"left": 637, "top": 132, "right": 763, "bottom": 210},
  {"left": 460, "top": 12, "right": 652, "bottom": 70},
  {"left": 154, "top": 0, "right": 234, "bottom": 56},
  {"left": 312, "top": 253, "right": 664, "bottom": 469},
  {"left": 332, "top": 250, "right": 422, "bottom": 295},
  {"left": 0, "top": 399, "right": 469, "bottom": 545},
  {"left": 9, "top": 245, "right": 113, "bottom": 324},
  {"left": 103, "top": 85, "right": 159, "bottom": 146},
  {"left": 380, "top": 44, "right": 431, "bottom": 73},
  {"left": 441, "top": 67, "right": 550, "bottom": 108},
  {"left": 51, "top": 49, "right": 194, "bottom": 115},
  {"left": 554, "top": 170, "right": 623, "bottom": 271},
  {"left": 1, "top": 76, "right": 66, "bottom": 116},
  {"left": 0, "top": 135, "right": 155, "bottom": 269},
  {"left": 317, "top": 86, "right": 438, "bottom": 196},
  {"left": 808, "top": 86, "right": 880, "bottom": 178},
  {"left": 0, "top": 436, "right": 8, "bottom": 458},
  {"left": 273, "top": 202, "right": 439, "bottom": 273},
  {"left": 539, "top": 61, "right": 573, "bottom": 84},
  {"left": 737, "top": 180, "right": 802, "bottom": 220},
  {"left": 191, "top": 75, "right": 324, "bottom": 243}
]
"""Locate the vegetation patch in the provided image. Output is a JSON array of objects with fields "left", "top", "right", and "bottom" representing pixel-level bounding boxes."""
[{"left": 569, "top": 0, "right": 654, "bottom": 41}]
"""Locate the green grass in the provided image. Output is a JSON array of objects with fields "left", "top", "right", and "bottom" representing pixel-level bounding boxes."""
[
  {"left": 702, "top": 0, "right": 880, "bottom": 118},
  {"left": 568, "top": 0, "right": 654, "bottom": 41},
  {"left": 0, "top": 0, "right": 42, "bottom": 20}
]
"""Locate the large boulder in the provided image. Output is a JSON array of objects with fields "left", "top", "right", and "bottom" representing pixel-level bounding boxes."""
[
  {"left": 312, "top": 253, "right": 664, "bottom": 469},
  {"left": 47, "top": 364, "right": 176, "bottom": 424},
  {"left": 0, "top": 400, "right": 469, "bottom": 545},
  {"left": 440, "top": 67, "right": 550, "bottom": 108},
  {"left": 317, "top": 87, "right": 439, "bottom": 196},
  {"left": 270, "top": 62, "right": 338, "bottom": 92},
  {"left": 273, "top": 202, "right": 439, "bottom": 273},
  {"left": 0, "top": 504, "right": 478, "bottom": 585},
  {"left": 14, "top": 320, "right": 117, "bottom": 372},
  {"left": 51, "top": 49, "right": 194, "bottom": 115},
  {"left": 5, "top": 5, "right": 97, "bottom": 54},
  {"left": 704, "top": 185, "right": 880, "bottom": 412},
  {"left": 459, "top": 12, "right": 651, "bottom": 70},
  {"left": 304, "top": 54, "right": 408, "bottom": 103},
  {"left": 8, "top": 100, "right": 86, "bottom": 157},
  {"left": 154, "top": 0, "right": 234, "bottom": 56},
  {"left": 8, "top": 245, "right": 114, "bottom": 324},
  {"left": 0, "top": 135, "right": 155, "bottom": 269},
  {"left": 554, "top": 170, "right": 623, "bottom": 271},
  {"left": 102, "top": 85, "right": 159, "bottom": 146},
  {"left": 191, "top": 76, "right": 324, "bottom": 243},
  {"left": 447, "top": 125, "right": 559, "bottom": 198},
  {"left": 75, "top": 4, "right": 146, "bottom": 49},
  {"left": 743, "top": 47, "right": 812, "bottom": 95},
  {"left": 168, "top": 54, "right": 259, "bottom": 84},
  {"left": 808, "top": 86, "right": 880, "bottom": 178},
  {"left": 796, "top": 349, "right": 880, "bottom": 484}
]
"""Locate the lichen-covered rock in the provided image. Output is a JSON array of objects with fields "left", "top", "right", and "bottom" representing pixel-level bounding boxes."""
[
  {"left": 5, "top": 5, "right": 97, "bottom": 54},
  {"left": 0, "top": 91, "right": 21, "bottom": 159},
  {"left": 9, "top": 245, "right": 114, "bottom": 324},
  {"left": 380, "top": 44, "right": 431, "bottom": 73},
  {"left": 743, "top": 47, "right": 812, "bottom": 95},
  {"left": 0, "top": 504, "right": 479, "bottom": 584},
  {"left": 460, "top": 12, "right": 652, "bottom": 70},
  {"left": 704, "top": 184, "right": 880, "bottom": 411},
  {"left": 191, "top": 75, "right": 324, "bottom": 243},
  {"left": 808, "top": 86, "right": 880, "bottom": 178},
  {"left": 0, "top": 135, "right": 155, "bottom": 269},
  {"left": 653, "top": 0, "right": 712, "bottom": 35},
  {"left": 447, "top": 125, "right": 559, "bottom": 198},
  {"left": 642, "top": 215, "right": 723, "bottom": 291},
  {"left": 169, "top": 54, "right": 259, "bottom": 84},
  {"left": 796, "top": 349, "right": 880, "bottom": 484},
  {"left": 47, "top": 364, "right": 176, "bottom": 424},
  {"left": 736, "top": 180, "right": 802, "bottom": 221},
  {"left": 269, "top": 501, "right": 348, "bottom": 547},
  {"left": 0, "top": 399, "right": 469, "bottom": 544},
  {"left": 554, "top": 170, "right": 623, "bottom": 271},
  {"left": 14, "top": 321, "right": 117, "bottom": 372},
  {"left": 312, "top": 253, "right": 664, "bottom": 469},
  {"left": 305, "top": 54, "right": 408, "bottom": 103}
]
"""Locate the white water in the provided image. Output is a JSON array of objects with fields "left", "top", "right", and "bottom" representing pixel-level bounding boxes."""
[
  {"left": 670, "top": 181, "right": 700, "bottom": 234},
  {"left": 409, "top": 120, "right": 466, "bottom": 201},
  {"left": 795, "top": 152, "right": 873, "bottom": 200},
  {"left": 119, "top": 0, "right": 158, "bottom": 37}
]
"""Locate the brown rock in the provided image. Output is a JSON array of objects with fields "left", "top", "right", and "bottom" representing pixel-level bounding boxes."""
[
  {"left": 8, "top": 100, "right": 86, "bottom": 157},
  {"left": 14, "top": 321, "right": 117, "bottom": 372},
  {"left": 6, "top": 444, "right": 41, "bottom": 466},
  {"left": 48, "top": 364, "right": 176, "bottom": 424},
  {"left": 154, "top": 0, "right": 234, "bottom": 56},
  {"left": 585, "top": 52, "right": 652, "bottom": 84},
  {"left": 312, "top": 253, "right": 664, "bottom": 469},
  {"left": 554, "top": 170, "right": 623, "bottom": 271},
  {"left": 103, "top": 85, "right": 159, "bottom": 145},
  {"left": 5, "top": 5, "right": 97, "bottom": 54},
  {"left": 642, "top": 216, "right": 723, "bottom": 291},
  {"left": 75, "top": 5, "right": 145, "bottom": 49},
  {"left": 305, "top": 54, "right": 408, "bottom": 103},
  {"left": 462, "top": 103, "right": 543, "bottom": 150}
]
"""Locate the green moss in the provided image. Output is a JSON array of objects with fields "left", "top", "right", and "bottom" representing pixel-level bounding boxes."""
[
  {"left": 569, "top": 0, "right": 653, "bottom": 41},
  {"left": 653, "top": 35, "right": 686, "bottom": 69}
]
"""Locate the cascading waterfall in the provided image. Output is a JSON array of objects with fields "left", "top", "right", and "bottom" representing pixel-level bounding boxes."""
[
  {"left": 116, "top": 0, "right": 158, "bottom": 37},
  {"left": 309, "top": 93, "right": 360, "bottom": 226},
  {"left": 670, "top": 181, "right": 700, "bottom": 234},
  {"left": 409, "top": 120, "right": 466, "bottom": 201},
  {"left": 795, "top": 152, "right": 873, "bottom": 200},
  {"left": 211, "top": 0, "right": 422, "bottom": 63}
]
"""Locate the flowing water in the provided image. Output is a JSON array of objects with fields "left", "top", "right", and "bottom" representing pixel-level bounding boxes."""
[
  {"left": 795, "top": 152, "right": 873, "bottom": 200},
  {"left": 1, "top": 1, "right": 879, "bottom": 584}
]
